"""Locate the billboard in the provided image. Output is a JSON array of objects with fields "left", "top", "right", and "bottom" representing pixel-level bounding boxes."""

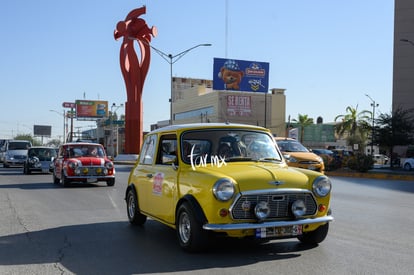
[
  {"left": 213, "top": 58, "right": 270, "bottom": 93},
  {"left": 75, "top": 100, "right": 108, "bottom": 119},
  {"left": 34, "top": 125, "right": 52, "bottom": 137}
]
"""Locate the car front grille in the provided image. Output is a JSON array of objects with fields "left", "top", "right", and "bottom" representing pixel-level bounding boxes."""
[
  {"left": 14, "top": 155, "right": 26, "bottom": 160},
  {"left": 230, "top": 191, "right": 317, "bottom": 220}
]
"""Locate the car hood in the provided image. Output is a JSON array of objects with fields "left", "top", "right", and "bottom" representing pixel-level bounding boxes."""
[
  {"left": 190, "top": 162, "right": 314, "bottom": 190},
  {"left": 69, "top": 157, "right": 107, "bottom": 166},
  {"left": 283, "top": 152, "right": 322, "bottom": 162}
]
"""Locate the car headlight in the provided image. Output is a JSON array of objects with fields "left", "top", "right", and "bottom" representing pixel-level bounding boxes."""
[
  {"left": 312, "top": 176, "right": 332, "bottom": 197},
  {"left": 255, "top": 201, "right": 270, "bottom": 220},
  {"left": 288, "top": 156, "right": 298, "bottom": 163},
  {"left": 105, "top": 161, "right": 114, "bottom": 169},
  {"left": 213, "top": 178, "right": 235, "bottom": 201},
  {"left": 68, "top": 161, "right": 78, "bottom": 170},
  {"left": 291, "top": 200, "right": 306, "bottom": 218}
]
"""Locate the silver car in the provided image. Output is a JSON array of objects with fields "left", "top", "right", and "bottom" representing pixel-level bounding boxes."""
[{"left": 3, "top": 140, "right": 32, "bottom": 168}]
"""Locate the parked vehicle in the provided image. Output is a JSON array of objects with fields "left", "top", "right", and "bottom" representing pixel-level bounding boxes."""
[
  {"left": 331, "top": 149, "right": 354, "bottom": 167},
  {"left": 402, "top": 157, "right": 414, "bottom": 171},
  {"left": 311, "top": 148, "right": 338, "bottom": 170},
  {"left": 52, "top": 142, "right": 115, "bottom": 187},
  {"left": 126, "top": 123, "right": 333, "bottom": 252},
  {"left": 23, "top": 147, "right": 57, "bottom": 174},
  {"left": 274, "top": 137, "right": 325, "bottom": 172},
  {"left": 372, "top": 154, "right": 389, "bottom": 165},
  {"left": 3, "top": 140, "right": 32, "bottom": 168}
]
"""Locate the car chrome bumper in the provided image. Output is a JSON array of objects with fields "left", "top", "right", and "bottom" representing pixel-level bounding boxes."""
[{"left": 203, "top": 215, "right": 334, "bottom": 231}]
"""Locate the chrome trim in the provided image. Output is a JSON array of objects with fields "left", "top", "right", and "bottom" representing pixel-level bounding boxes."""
[{"left": 203, "top": 216, "right": 334, "bottom": 231}]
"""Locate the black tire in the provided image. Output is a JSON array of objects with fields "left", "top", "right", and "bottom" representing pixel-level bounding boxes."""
[
  {"left": 61, "top": 171, "right": 70, "bottom": 187},
  {"left": 126, "top": 188, "right": 147, "bottom": 225},
  {"left": 23, "top": 164, "right": 30, "bottom": 175},
  {"left": 298, "top": 223, "right": 329, "bottom": 244},
  {"left": 404, "top": 163, "right": 411, "bottom": 171},
  {"left": 53, "top": 171, "right": 60, "bottom": 184},
  {"left": 176, "top": 202, "right": 209, "bottom": 252},
  {"left": 107, "top": 178, "right": 115, "bottom": 186}
]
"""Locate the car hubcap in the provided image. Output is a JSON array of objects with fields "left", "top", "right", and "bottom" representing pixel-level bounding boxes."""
[
  {"left": 128, "top": 195, "right": 135, "bottom": 218},
  {"left": 179, "top": 212, "right": 191, "bottom": 243}
]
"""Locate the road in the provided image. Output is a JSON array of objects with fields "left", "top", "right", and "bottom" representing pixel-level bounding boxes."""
[{"left": 0, "top": 165, "right": 413, "bottom": 275}]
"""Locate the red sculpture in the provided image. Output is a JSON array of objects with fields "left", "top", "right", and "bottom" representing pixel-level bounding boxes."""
[{"left": 114, "top": 6, "right": 157, "bottom": 153}]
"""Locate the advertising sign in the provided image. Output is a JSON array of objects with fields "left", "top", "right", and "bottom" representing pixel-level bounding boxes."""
[
  {"left": 213, "top": 58, "right": 269, "bottom": 93},
  {"left": 75, "top": 100, "right": 108, "bottom": 119},
  {"left": 227, "top": 95, "right": 251, "bottom": 116},
  {"left": 33, "top": 125, "right": 52, "bottom": 137}
]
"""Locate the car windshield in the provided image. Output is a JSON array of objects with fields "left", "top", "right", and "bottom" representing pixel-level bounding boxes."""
[
  {"left": 181, "top": 129, "right": 282, "bottom": 163},
  {"left": 68, "top": 145, "right": 105, "bottom": 158},
  {"left": 8, "top": 142, "right": 30, "bottom": 150},
  {"left": 276, "top": 140, "right": 309, "bottom": 152},
  {"left": 29, "top": 148, "right": 57, "bottom": 161}
]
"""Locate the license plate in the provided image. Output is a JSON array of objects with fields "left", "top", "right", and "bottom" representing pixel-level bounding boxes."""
[{"left": 255, "top": 225, "right": 302, "bottom": 238}]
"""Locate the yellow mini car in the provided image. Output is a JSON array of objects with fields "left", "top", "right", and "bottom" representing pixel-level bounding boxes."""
[{"left": 126, "top": 123, "right": 333, "bottom": 252}]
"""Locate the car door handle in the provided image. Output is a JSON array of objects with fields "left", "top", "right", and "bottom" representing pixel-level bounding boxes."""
[{"left": 146, "top": 173, "right": 153, "bottom": 179}]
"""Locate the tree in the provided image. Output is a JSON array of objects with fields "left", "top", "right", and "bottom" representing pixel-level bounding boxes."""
[
  {"left": 374, "top": 107, "right": 414, "bottom": 168},
  {"left": 334, "top": 105, "right": 371, "bottom": 151},
  {"left": 292, "top": 114, "right": 314, "bottom": 143}
]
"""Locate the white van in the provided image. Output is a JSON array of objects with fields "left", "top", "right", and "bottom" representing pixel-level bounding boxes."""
[{"left": 3, "top": 140, "right": 32, "bottom": 168}]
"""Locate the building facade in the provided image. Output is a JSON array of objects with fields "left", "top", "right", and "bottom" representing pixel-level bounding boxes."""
[
  {"left": 393, "top": 0, "right": 414, "bottom": 114},
  {"left": 164, "top": 77, "right": 287, "bottom": 137}
]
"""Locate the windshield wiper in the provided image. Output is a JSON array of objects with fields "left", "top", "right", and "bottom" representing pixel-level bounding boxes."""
[{"left": 254, "top": 157, "right": 282, "bottom": 163}]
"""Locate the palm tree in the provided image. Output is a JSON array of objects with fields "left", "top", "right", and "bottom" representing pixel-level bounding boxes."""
[
  {"left": 334, "top": 105, "right": 371, "bottom": 150},
  {"left": 292, "top": 114, "right": 314, "bottom": 143}
]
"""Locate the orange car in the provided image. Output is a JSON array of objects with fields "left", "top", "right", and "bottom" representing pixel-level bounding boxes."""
[{"left": 274, "top": 137, "right": 325, "bottom": 173}]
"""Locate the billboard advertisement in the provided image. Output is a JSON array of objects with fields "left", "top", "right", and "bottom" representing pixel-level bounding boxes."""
[
  {"left": 33, "top": 125, "right": 52, "bottom": 137},
  {"left": 75, "top": 100, "right": 108, "bottom": 119},
  {"left": 213, "top": 58, "right": 270, "bottom": 93}
]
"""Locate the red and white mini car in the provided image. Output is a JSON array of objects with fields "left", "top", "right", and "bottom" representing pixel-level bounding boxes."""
[{"left": 52, "top": 142, "right": 115, "bottom": 187}]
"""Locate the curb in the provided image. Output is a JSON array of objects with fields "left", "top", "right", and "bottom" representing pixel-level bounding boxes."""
[{"left": 325, "top": 170, "right": 414, "bottom": 181}]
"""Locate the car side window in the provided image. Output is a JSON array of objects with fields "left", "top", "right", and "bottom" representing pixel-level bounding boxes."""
[
  {"left": 156, "top": 134, "right": 177, "bottom": 165},
  {"left": 139, "top": 135, "right": 157, "bottom": 165}
]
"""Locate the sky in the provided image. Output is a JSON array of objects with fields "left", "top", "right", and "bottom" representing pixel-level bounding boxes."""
[{"left": 0, "top": 0, "right": 394, "bottom": 140}]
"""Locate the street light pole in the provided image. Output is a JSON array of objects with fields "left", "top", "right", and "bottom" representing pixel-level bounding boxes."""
[
  {"left": 49, "top": 109, "right": 67, "bottom": 143},
  {"left": 148, "top": 43, "right": 212, "bottom": 124},
  {"left": 365, "top": 94, "right": 379, "bottom": 155},
  {"left": 110, "top": 103, "right": 123, "bottom": 157}
]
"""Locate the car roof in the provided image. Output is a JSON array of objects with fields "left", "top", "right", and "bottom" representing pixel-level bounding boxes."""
[
  {"left": 147, "top": 123, "right": 269, "bottom": 135},
  {"left": 61, "top": 142, "right": 102, "bottom": 147}
]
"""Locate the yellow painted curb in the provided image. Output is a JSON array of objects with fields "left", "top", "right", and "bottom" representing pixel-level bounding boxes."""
[{"left": 325, "top": 171, "right": 414, "bottom": 181}]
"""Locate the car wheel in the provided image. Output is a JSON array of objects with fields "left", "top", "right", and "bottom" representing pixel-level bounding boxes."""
[
  {"left": 53, "top": 171, "right": 60, "bottom": 184},
  {"left": 403, "top": 163, "right": 412, "bottom": 171},
  {"left": 61, "top": 171, "right": 70, "bottom": 187},
  {"left": 107, "top": 178, "right": 115, "bottom": 186},
  {"left": 126, "top": 188, "right": 147, "bottom": 225},
  {"left": 297, "top": 223, "right": 329, "bottom": 244},
  {"left": 3, "top": 163, "right": 9, "bottom": 168},
  {"left": 176, "top": 202, "right": 209, "bottom": 252}
]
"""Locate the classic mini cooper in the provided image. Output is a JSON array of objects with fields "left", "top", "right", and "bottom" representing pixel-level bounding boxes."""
[
  {"left": 125, "top": 123, "right": 333, "bottom": 252},
  {"left": 53, "top": 142, "right": 115, "bottom": 187},
  {"left": 23, "top": 146, "right": 57, "bottom": 174}
]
